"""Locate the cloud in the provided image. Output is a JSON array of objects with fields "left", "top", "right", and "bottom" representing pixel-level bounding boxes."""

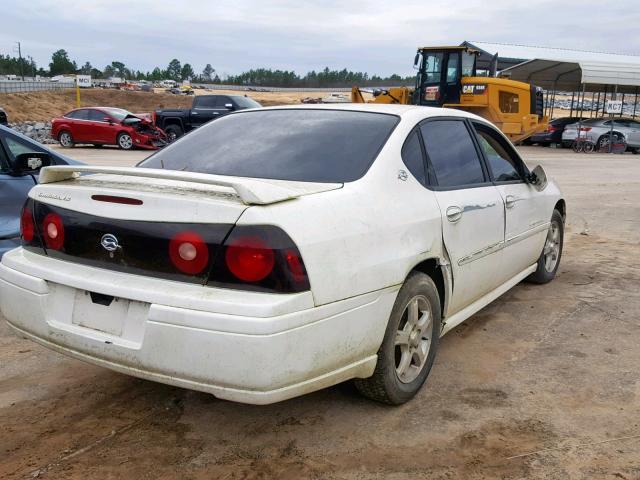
[{"left": 1, "top": 0, "right": 639, "bottom": 77}]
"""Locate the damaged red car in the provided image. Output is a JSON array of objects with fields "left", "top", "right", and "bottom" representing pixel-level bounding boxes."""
[{"left": 51, "top": 107, "right": 167, "bottom": 150}]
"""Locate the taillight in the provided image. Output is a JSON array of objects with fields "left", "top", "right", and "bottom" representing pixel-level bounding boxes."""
[
  {"left": 169, "top": 231, "right": 209, "bottom": 275},
  {"left": 284, "top": 250, "right": 306, "bottom": 283},
  {"left": 21, "top": 207, "right": 35, "bottom": 242},
  {"left": 547, "top": 125, "right": 559, "bottom": 133},
  {"left": 578, "top": 127, "right": 592, "bottom": 132},
  {"left": 225, "top": 236, "right": 275, "bottom": 282},
  {"left": 209, "top": 225, "right": 310, "bottom": 293},
  {"left": 42, "top": 212, "right": 65, "bottom": 250}
]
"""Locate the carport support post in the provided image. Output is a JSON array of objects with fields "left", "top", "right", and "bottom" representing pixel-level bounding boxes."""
[
  {"left": 608, "top": 85, "right": 618, "bottom": 153},
  {"left": 590, "top": 92, "right": 596, "bottom": 118},
  {"left": 620, "top": 93, "right": 625, "bottom": 118},
  {"left": 601, "top": 85, "right": 608, "bottom": 116},
  {"left": 595, "top": 91, "right": 601, "bottom": 117},
  {"left": 569, "top": 91, "right": 575, "bottom": 117},
  {"left": 577, "top": 83, "right": 585, "bottom": 143},
  {"left": 633, "top": 87, "right": 638, "bottom": 119}
]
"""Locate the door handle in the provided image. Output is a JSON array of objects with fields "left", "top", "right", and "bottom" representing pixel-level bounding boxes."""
[
  {"left": 191, "top": 111, "right": 199, "bottom": 115},
  {"left": 505, "top": 195, "right": 517, "bottom": 209},
  {"left": 446, "top": 206, "right": 463, "bottom": 223},
  {"left": 213, "top": 112, "right": 220, "bottom": 115}
]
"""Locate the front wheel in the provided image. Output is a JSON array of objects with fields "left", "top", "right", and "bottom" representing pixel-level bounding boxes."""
[
  {"left": 58, "top": 131, "right": 74, "bottom": 148},
  {"left": 117, "top": 132, "right": 133, "bottom": 150},
  {"left": 527, "top": 209, "right": 564, "bottom": 284},
  {"left": 355, "top": 272, "right": 441, "bottom": 405}
]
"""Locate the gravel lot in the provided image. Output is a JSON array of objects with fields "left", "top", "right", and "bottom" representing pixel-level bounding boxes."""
[{"left": 1, "top": 146, "right": 639, "bottom": 479}]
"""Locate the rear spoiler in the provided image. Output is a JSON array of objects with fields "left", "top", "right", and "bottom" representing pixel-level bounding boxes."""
[{"left": 38, "top": 165, "right": 341, "bottom": 205}]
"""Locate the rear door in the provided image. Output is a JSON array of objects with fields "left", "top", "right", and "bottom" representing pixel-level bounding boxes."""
[
  {"left": 419, "top": 118, "right": 505, "bottom": 315},
  {"left": 471, "top": 122, "right": 549, "bottom": 280},
  {"left": 190, "top": 96, "right": 225, "bottom": 128},
  {"left": 69, "top": 108, "right": 90, "bottom": 142}
]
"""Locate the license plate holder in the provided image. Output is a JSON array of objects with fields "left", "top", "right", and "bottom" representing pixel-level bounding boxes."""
[{"left": 72, "top": 290, "right": 128, "bottom": 336}]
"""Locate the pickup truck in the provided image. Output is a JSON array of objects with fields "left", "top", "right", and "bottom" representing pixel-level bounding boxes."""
[{"left": 153, "top": 94, "right": 262, "bottom": 141}]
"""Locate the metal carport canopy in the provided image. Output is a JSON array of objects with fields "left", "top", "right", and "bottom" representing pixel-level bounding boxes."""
[
  {"left": 501, "top": 59, "right": 640, "bottom": 93},
  {"left": 467, "top": 42, "right": 640, "bottom": 93}
]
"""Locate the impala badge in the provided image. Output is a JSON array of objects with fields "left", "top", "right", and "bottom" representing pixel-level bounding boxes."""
[{"left": 101, "top": 234, "right": 120, "bottom": 257}]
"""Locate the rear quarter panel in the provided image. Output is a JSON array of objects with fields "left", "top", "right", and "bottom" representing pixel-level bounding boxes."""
[{"left": 237, "top": 116, "right": 443, "bottom": 306}]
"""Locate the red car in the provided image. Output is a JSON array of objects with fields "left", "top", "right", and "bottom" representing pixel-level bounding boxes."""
[{"left": 51, "top": 107, "right": 167, "bottom": 150}]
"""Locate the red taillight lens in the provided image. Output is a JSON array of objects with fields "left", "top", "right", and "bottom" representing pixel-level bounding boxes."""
[
  {"left": 225, "top": 236, "right": 275, "bottom": 282},
  {"left": 548, "top": 125, "right": 559, "bottom": 132},
  {"left": 285, "top": 250, "right": 306, "bottom": 283},
  {"left": 169, "top": 231, "right": 209, "bottom": 275},
  {"left": 42, "top": 212, "right": 65, "bottom": 250},
  {"left": 21, "top": 207, "right": 35, "bottom": 242},
  {"left": 578, "top": 127, "right": 592, "bottom": 132}
]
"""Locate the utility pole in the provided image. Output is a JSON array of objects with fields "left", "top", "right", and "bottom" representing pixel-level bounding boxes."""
[{"left": 15, "top": 41, "right": 24, "bottom": 80}]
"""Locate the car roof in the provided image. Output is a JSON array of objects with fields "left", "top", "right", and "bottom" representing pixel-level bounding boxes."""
[{"left": 255, "top": 103, "right": 483, "bottom": 122}]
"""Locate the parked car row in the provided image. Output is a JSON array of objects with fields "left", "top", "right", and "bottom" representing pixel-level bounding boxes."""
[
  {"left": 561, "top": 117, "right": 640, "bottom": 152},
  {"left": 526, "top": 116, "right": 640, "bottom": 152},
  {"left": 0, "top": 104, "right": 565, "bottom": 405},
  {"left": 50, "top": 94, "right": 263, "bottom": 149}
]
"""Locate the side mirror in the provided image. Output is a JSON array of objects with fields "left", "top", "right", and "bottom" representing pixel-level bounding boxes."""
[
  {"left": 103, "top": 117, "right": 115, "bottom": 124},
  {"left": 224, "top": 103, "right": 234, "bottom": 110},
  {"left": 527, "top": 165, "right": 548, "bottom": 191},
  {"left": 15, "top": 152, "right": 52, "bottom": 174},
  {"left": 413, "top": 52, "right": 420, "bottom": 67}
]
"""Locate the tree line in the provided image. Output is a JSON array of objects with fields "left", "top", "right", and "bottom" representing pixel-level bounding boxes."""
[{"left": 0, "top": 49, "right": 414, "bottom": 87}]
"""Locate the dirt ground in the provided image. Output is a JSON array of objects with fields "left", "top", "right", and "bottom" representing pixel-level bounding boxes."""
[{"left": 1, "top": 146, "right": 640, "bottom": 479}]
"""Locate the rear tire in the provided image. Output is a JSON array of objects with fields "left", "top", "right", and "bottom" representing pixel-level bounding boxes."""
[
  {"left": 165, "top": 124, "right": 183, "bottom": 142},
  {"left": 355, "top": 272, "right": 441, "bottom": 405},
  {"left": 527, "top": 209, "right": 564, "bottom": 284},
  {"left": 58, "top": 130, "right": 74, "bottom": 148}
]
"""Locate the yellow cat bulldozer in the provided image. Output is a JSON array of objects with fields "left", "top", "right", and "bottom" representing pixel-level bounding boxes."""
[{"left": 351, "top": 46, "right": 548, "bottom": 143}]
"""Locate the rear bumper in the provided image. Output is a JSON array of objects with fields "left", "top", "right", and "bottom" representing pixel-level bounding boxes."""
[{"left": 0, "top": 248, "right": 396, "bottom": 404}]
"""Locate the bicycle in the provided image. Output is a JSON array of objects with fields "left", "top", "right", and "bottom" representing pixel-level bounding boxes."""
[{"left": 571, "top": 138, "right": 595, "bottom": 153}]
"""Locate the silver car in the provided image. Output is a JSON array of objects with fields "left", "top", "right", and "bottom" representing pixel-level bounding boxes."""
[{"left": 562, "top": 117, "right": 640, "bottom": 151}]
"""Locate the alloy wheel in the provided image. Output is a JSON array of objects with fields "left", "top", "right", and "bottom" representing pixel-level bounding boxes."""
[
  {"left": 394, "top": 295, "right": 433, "bottom": 383},
  {"left": 59, "top": 132, "right": 72, "bottom": 147},
  {"left": 119, "top": 134, "right": 133, "bottom": 149},
  {"left": 543, "top": 221, "right": 561, "bottom": 272}
]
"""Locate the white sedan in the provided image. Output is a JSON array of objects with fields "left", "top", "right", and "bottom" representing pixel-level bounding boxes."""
[{"left": 0, "top": 104, "right": 565, "bottom": 405}]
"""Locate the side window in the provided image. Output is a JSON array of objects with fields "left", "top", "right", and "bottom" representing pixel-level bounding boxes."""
[
  {"left": 195, "top": 96, "right": 217, "bottom": 108},
  {"left": 5, "top": 135, "right": 41, "bottom": 161},
  {"left": 72, "top": 109, "right": 89, "bottom": 120},
  {"left": 473, "top": 124, "right": 522, "bottom": 182},
  {"left": 499, "top": 91, "right": 519, "bottom": 113},
  {"left": 87, "top": 109, "right": 107, "bottom": 122},
  {"left": 216, "top": 96, "right": 232, "bottom": 107},
  {"left": 401, "top": 130, "right": 426, "bottom": 185},
  {"left": 446, "top": 53, "right": 459, "bottom": 83},
  {"left": 420, "top": 120, "right": 485, "bottom": 188}
]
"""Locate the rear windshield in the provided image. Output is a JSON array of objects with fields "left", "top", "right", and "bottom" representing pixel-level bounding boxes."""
[
  {"left": 233, "top": 96, "right": 262, "bottom": 109},
  {"left": 139, "top": 109, "right": 399, "bottom": 183}
]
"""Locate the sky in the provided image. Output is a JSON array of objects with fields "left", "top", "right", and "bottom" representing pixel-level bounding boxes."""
[{"left": 2, "top": 0, "right": 640, "bottom": 78}]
